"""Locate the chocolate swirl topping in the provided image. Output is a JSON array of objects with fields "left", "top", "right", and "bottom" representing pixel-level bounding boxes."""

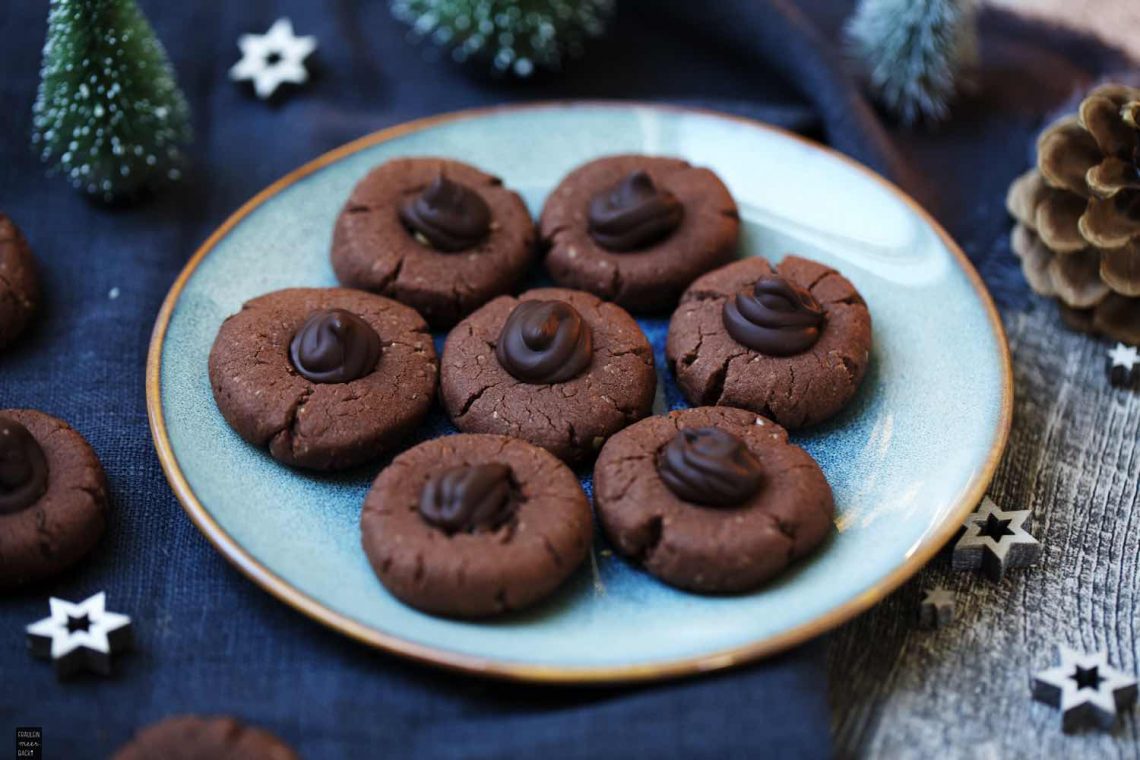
[
  {"left": 289, "top": 309, "right": 382, "bottom": 384},
  {"left": 495, "top": 300, "right": 593, "bottom": 384},
  {"left": 657, "top": 427, "right": 763, "bottom": 507},
  {"left": 419, "top": 463, "right": 516, "bottom": 534},
  {"left": 587, "top": 170, "right": 683, "bottom": 251},
  {"left": 399, "top": 174, "right": 491, "bottom": 252},
  {"left": 0, "top": 416, "right": 49, "bottom": 514},
  {"left": 722, "top": 275, "right": 825, "bottom": 356}
]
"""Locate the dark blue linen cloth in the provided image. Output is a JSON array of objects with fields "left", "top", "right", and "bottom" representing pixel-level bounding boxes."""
[{"left": 0, "top": 1, "right": 1128, "bottom": 757}]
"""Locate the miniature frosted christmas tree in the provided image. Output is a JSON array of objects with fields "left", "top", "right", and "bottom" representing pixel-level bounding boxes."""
[
  {"left": 846, "top": 0, "right": 978, "bottom": 125},
  {"left": 32, "top": 0, "right": 191, "bottom": 202},
  {"left": 391, "top": 0, "right": 614, "bottom": 77}
]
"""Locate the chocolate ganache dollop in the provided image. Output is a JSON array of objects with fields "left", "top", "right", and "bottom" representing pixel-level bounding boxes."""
[
  {"left": 587, "top": 170, "right": 683, "bottom": 251},
  {"left": 419, "top": 463, "right": 516, "bottom": 533},
  {"left": 722, "top": 275, "right": 825, "bottom": 356},
  {"left": 496, "top": 300, "right": 593, "bottom": 384},
  {"left": 0, "top": 415, "right": 49, "bottom": 514},
  {"left": 399, "top": 174, "right": 491, "bottom": 252},
  {"left": 290, "top": 309, "right": 382, "bottom": 384},
  {"left": 657, "top": 427, "right": 763, "bottom": 507}
]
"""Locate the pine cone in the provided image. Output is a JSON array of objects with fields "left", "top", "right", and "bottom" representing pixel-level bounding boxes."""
[
  {"left": 1037, "top": 84, "right": 1140, "bottom": 294},
  {"left": 1007, "top": 83, "right": 1140, "bottom": 344},
  {"left": 1007, "top": 170, "right": 1108, "bottom": 307},
  {"left": 1059, "top": 294, "right": 1140, "bottom": 346}
]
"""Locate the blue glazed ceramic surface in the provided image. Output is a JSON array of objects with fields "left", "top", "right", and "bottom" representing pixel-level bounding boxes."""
[{"left": 154, "top": 104, "right": 1010, "bottom": 678}]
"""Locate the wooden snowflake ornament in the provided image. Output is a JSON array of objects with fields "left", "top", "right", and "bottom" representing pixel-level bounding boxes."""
[
  {"left": 1033, "top": 646, "right": 1138, "bottom": 732},
  {"left": 26, "top": 592, "right": 133, "bottom": 678},
  {"left": 952, "top": 497, "right": 1040, "bottom": 581},
  {"left": 229, "top": 18, "right": 317, "bottom": 100}
]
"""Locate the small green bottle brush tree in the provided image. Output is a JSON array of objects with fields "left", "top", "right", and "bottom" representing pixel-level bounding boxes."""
[
  {"left": 391, "top": 0, "right": 614, "bottom": 77},
  {"left": 33, "top": 0, "right": 191, "bottom": 203},
  {"left": 846, "top": 0, "right": 978, "bottom": 125}
]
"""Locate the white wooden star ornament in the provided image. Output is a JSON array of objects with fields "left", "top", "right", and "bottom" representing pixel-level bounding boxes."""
[
  {"left": 918, "top": 586, "right": 955, "bottom": 629},
  {"left": 229, "top": 18, "right": 317, "bottom": 100},
  {"left": 1107, "top": 342, "right": 1139, "bottom": 387},
  {"left": 26, "top": 592, "right": 133, "bottom": 678},
  {"left": 1033, "top": 646, "right": 1138, "bottom": 732},
  {"left": 952, "top": 496, "right": 1040, "bottom": 581}
]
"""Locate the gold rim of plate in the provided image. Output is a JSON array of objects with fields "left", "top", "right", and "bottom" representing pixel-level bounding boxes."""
[{"left": 145, "top": 102, "right": 1014, "bottom": 685}]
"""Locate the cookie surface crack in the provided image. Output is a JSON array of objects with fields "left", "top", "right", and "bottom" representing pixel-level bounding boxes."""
[
  {"left": 376, "top": 254, "right": 406, "bottom": 293},
  {"left": 706, "top": 361, "right": 729, "bottom": 405},
  {"left": 269, "top": 385, "right": 314, "bottom": 452},
  {"left": 541, "top": 536, "right": 563, "bottom": 568},
  {"left": 631, "top": 514, "right": 664, "bottom": 564},
  {"left": 455, "top": 381, "right": 499, "bottom": 418}
]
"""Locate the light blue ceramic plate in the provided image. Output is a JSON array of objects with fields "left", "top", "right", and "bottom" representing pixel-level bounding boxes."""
[{"left": 147, "top": 103, "right": 1012, "bottom": 683}]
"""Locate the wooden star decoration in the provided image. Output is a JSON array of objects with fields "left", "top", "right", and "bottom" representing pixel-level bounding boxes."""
[
  {"left": 918, "top": 586, "right": 955, "bottom": 629},
  {"left": 952, "top": 497, "right": 1040, "bottom": 581},
  {"left": 229, "top": 18, "right": 317, "bottom": 100},
  {"left": 1033, "top": 646, "right": 1138, "bottom": 732},
  {"left": 26, "top": 592, "right": 133, "bottom": 678},
  {"left": 1107, "top": 342, "right": 1139, "bottom": 387}
]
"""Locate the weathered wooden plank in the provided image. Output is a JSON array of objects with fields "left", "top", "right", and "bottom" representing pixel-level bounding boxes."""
[{"left": 829, "top": 303, "right": 1140, "bottom": 758}]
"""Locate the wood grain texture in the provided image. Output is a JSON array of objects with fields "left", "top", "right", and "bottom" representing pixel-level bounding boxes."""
[{"left": 828, "top": 302, "right": 1140, "bottom": 758}]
